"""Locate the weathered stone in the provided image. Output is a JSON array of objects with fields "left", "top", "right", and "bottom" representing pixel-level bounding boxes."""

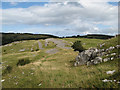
[
  {"left": 111, "top": 53, "right": 116, "bottom": 56},
  {"left": 19, "top": 49, "right": 25, "bottom": 52},
  {"left": 77, "top": 51, "right": 90, "bottom": 65},
  {"left": 74, "top": 62, "right": 78, "bottom": 67},
  {"left": 116, "top": 45, "right": 120, "bottom": 49},
  {"left": 93, "top": 57, "right": 102, "bottom": 64},
  {"left": 103, "top": 58, "right": 110, "bottom": 62},
  {"left": 87, "top": 61, "right": 94, "bottom": 66},
  {"left": 110, "top": 57, "right": 114, "bottom": 60}
]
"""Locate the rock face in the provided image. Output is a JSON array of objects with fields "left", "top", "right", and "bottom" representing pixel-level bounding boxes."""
[{"left": 74, "top": 44, "right": 119, "bottom": 67}]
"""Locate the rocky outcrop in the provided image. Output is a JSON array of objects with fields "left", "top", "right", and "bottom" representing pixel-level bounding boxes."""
[{"left": 74, "top": 44, "right": 119, "bottom": 67}]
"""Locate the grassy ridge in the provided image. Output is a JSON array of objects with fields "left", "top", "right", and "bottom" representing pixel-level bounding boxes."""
[{"left": 1, "top": 36, "right": 119, "bottom": 88}]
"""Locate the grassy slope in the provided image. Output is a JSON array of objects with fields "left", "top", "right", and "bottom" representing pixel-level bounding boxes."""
[{"left": 1, "top": 37, "right": 119, "bottom": 88}]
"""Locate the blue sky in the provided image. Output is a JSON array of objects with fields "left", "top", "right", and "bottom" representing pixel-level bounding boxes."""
[
  {"left": 2, "top": 2, "right": 48, "bottom": 9},
  {"left": 1, "top": 1, "right": 118, "bottom": 36}
]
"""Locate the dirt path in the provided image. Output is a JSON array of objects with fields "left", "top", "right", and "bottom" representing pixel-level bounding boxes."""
[{"left": 45, "top": 38, "right": 72, "bottom": 49}]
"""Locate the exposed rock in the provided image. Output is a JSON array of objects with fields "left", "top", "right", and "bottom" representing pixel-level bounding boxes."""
[
  {"left": 46, "top": 48, "right": 59, "bottom": 54},
  {"left": 102, "top": 79, "right": 112, "bottom": 82},
  {"left": 76, "top": 51, "right": 90, "bottom": 66},
  {"left": 103, "top": 58, "right": 110, "bottom": 62},
  {"left": 74, "top": 62, "right": 78, "bottom": 67},
  {"left": 74, "top": 44, "right": 117, "bottom": 67},
  {"left": 38, "top": 41, "right": 44, "bottom": 50},
  {"left": 111, "top": 53, "right": 116, "bottom": 56},
  {"left": 31, "top": 48, "right": 34, "bottom": 52},
  {"left": 93, "top": 57, "right": 102, "bottom": 64},
  {"left": 116, "top": 45, "right": 120, "bottom": 49},
  {"left": 109, "top": 46, "right": 115, "bottom": 51},
  {"left": 19, "top": 49, "right": 25, "bottom": 52},
  {"left": 87, "top": 61, "right": 94, "bottom": 66},
  {"left": 110, "top": 57, "right": 114, "bottom": 60},
  {"left": 106, "top": 70, "right": 115, "bottom": 74},
  {"left": 45, "top": 38, "right": 72, "bottom": 49},
  {"left": 100, "top": 43, "right": 105, "bottom": 48}
]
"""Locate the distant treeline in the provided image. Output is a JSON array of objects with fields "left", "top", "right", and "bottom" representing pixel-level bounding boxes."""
[
  {"left": 1, "top": 33, "right": 114, "bottom": 45},
  {"left": 1, "top": 33, "right": 58, "bottom": 45},
  {"left": 64, "top": 34, "right": 114, "bottom": 39}
]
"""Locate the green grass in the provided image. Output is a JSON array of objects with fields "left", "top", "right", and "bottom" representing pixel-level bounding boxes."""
[{"left": 1, "top": 37, "right": 119, "bottom": 88}]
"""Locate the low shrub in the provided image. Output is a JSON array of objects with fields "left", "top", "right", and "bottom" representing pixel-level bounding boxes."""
[
  {"left": 35, "top": 49, "right": 39, "bottom": 51},
  {"left": 17, "top": 58, "right": 30, "bottom": 66},
  {"left": 3, "top": 66, "right": 12, "bottom": 75},
  {"left": 71, "top": 40, "right": 84, "bottom": 52}
]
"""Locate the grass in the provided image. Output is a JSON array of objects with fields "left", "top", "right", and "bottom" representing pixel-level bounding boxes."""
[{"left": 1, "top": 37, "right": 119, "bottom": 88}]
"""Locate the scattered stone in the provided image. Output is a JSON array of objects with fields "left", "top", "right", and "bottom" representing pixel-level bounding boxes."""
[
  {"left": 15, "top": 82, "right": 18, "bottom": 85},
  {"left": 13, "top": 76, "right": 17, "bottom": 79},
  {"left": 22, "top": 72, "right": 24, "bottom": 74},
  {"left": 31, "top": 73, "right": 34, "bottom": 75},
  {"left": 106, "top": 54, "right": 109, "bottom": 56},
  {"left": 116, "top": 45, "right": 120, "bottom": 49},
  {"left": 109, "top": 46, "right": 115, "bottom": 51},
  {"left": 93, "top": 57, "right": 102, "bottom": 64},
  {"left": 111, "top": 53, "right": 116, "bottom": 56},
  {"left": 74, "top": 62, "right": 77, "bottom": 67},
  {"left": 38, "top": 83, "right": 42, "bottom": 86},
  {"left": 87, "top": 61, "right": 94, "bottom": 66},
  {"left": 102, "top": 79, "right": 112, "bottom": 82},
  {"left": 117, "top": 81, "right": 120, "bottom": 83},
  {"left": 31, "top": 48, "right": 34, "bottom": 52},
  {"left": 19, "top": 49, "right": 25, "bottom": 52},
  {"left": 110, "top": 57, "right": 114, "bottom": 60},
  {"left": 106, "top": 70, "right": 115, "bottom": 75},
  {"left": 1, "top": 79, "right": 5, "bottom": 82},
  {"left": 103, "top": 58, "right": 110, "bottom": 62}
]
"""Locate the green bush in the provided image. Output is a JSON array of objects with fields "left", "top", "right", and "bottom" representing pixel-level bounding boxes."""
[
  {"left": 17, "top": 58, "right": 30, "bottom": 66},
  {"left": 3, "top": 66, "right": 12, "bottom": 75},
  {"left": 71, "top": 41, "right": 84, "bottom": 52},
  {"left": 35, "top": 49, "right": 39, "bottom": 51}
]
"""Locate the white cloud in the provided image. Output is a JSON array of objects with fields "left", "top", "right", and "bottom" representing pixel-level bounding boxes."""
[
  {"left": 10, "top": 2, "right": 18, "bottom": 6},
  {"left": 2, "top": 1, "right": 118, "bottom": 35}
]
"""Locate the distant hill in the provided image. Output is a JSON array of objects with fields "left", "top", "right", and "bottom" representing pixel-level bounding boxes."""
[
  {"left": 1, "top": 33, "right": 115, "bottom": 45},
  {"left": 1, "top": 33, "right": 58, "bottom": 45},
  {"left": 65, "top": 34, "right": 114, "bottom": 39}
]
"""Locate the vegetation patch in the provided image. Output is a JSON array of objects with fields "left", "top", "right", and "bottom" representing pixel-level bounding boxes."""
[
  {"left": 3, "top": 66, "right": 12, "bottom": 75},
  {"left": 71, "top": 40, "right": 84, "bottom": 52},
  {"left": 17, "top": 58, "right": 30, "bottom": 66}
]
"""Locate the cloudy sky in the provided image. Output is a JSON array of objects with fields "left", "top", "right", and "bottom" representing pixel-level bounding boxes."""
[{"left": 1, "top": 0, "right": 118, "bottom": 37}]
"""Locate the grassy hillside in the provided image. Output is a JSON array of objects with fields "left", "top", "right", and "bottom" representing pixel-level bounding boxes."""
[
  {"left": 1, "top": 33, "right": 58, "bottom": 45},
  {"left": 1, "top": 36, "right": 119, "bottom": 88}
]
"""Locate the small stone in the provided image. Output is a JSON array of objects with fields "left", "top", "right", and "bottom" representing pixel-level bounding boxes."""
[
  {"left": 38, "top": 83, "right": 42, "bottom": 86},
  {"left": 1, "top": 79, "right": 5, "bottom": 82},
  {"left": 103, "top": 58, "right": 110, "bottom": 62},
  {"left": 106, "top": 70, "right": 115, "bottom": 74},
  {"left": 87, "top": 61, "right": 94, "bottom": 66},
  {"left": 74, "top": 62, "right": 77, "bottom": 67},
  {"left": 22, "top": 72, "right": 24, "bottom": 74},
  {"left": 111, "top": 53, "right": 116, "bottom": 56},
  {"left": 111, "top": 57, "right": 114, "bottom": 60}
]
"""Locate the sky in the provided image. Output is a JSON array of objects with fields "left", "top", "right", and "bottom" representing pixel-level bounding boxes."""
[{"left": 1, "top": 0, "right": 118, "bottom": 37}]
